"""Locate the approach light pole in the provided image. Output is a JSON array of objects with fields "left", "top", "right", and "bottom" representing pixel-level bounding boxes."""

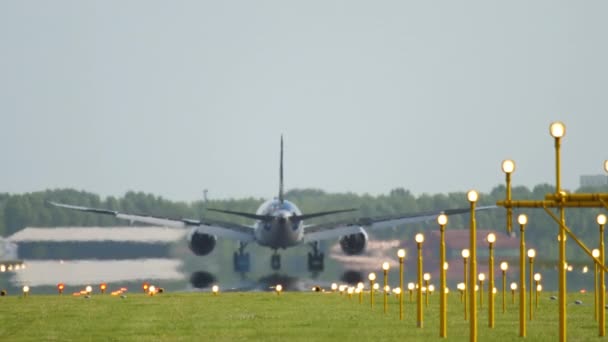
[
  {"left": 383, "top": 262, "right": 390, "bottom": 314},
  {"left": 438, "top": 214, "right": 448, "bottom": 338},
  {"left": 424, "top": 273, "right": 431, "bottom": 308},
  {"left": 478, "top": 273, "right": 485, "bottom": 308},
  {"left": 500, "top": 262, "right": 508, "bottom": 313},
  {"left": 534, "top": 273, "right": 541, "bottom": 309},
  {"left": 462, "top": 248, "right": 470, "bottom": 321},
  {"left": 398, "top": 249, "right": 406, "bottom": 321},
  {"left": 487, "top": 233, "right": 496, "bottom": 328},
  {"left": 416, "top": 233, "right": 425, "bottom": 328},
  {"left": 598, "top": 213, "right": 607, "bottom": 336},
  {"left": 550, "top": 121, "right": 567, "bottom": 342},
  {"left": 502, "top": 159, "right": 515, "bottom": 235},
  {"left": 467, "top": 190, "right": 478, "bottom": 342},
  {"left": 369, "top": 272, "right": 376, "bottom": 310},
  {"left": 518, "top": 214, "right": 528, "bottom": 336},
  {"left": 594, "top": 248, "right": 600, "bottom": 322},
  {"left": 528, "top": 248, "right": 536, "bottom": 321}
]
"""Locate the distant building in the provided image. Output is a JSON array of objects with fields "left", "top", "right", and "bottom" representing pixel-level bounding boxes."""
[
  {"left": 580, "top": 175, "right": 608, "bottom": 188},
  {"left": 7, "top": 227, "right": 185, "bottom": 260}
]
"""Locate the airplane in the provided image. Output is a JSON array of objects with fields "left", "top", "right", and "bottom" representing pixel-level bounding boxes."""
[{"left": 49, "top": 136, "right": 494, "bottom": 273}]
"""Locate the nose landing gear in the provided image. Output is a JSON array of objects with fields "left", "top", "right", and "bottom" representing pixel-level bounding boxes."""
[{"left": 271, "top": 252, "right": 281, "bottom": 270}]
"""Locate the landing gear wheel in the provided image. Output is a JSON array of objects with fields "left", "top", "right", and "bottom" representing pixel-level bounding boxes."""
[
  {"left": 233, "top": 251, "right": 251, "bottom": 273},
  {"left": 308, "top": 252, "right": 324, "bottom": 272},
  {"left": 307, "top": 241, "right": 325, "bottom": 272},
  {"left": 271, "top": 254, "right": 281, "bottom": 271}
]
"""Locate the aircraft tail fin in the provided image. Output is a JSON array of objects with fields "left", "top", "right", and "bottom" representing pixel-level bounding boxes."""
[{"left": 279, "top": 135, "right": 284, "bottom": 203}]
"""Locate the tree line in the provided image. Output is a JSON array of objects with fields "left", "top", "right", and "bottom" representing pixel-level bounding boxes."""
[{"left": 1, "top": 184, "right": 607, "bottom": 261}]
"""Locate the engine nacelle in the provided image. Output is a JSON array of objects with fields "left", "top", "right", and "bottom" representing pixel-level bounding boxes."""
[
  {"left": 187, "top": 229, "right": 217, "bottom": 256},
  {"left": 339, "top": 229, "right": 368, "bottom": 255}
]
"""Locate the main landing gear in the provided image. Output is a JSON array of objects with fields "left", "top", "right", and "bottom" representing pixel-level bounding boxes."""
[
  {"left": 271, "top": 252, "right": 281, "bottom": 271},
  {"left": 307, "top": 242, "right": 324, "bottom": 272},
  {"left": 233, "top": 242, "right": 250, "bottom": 273}
]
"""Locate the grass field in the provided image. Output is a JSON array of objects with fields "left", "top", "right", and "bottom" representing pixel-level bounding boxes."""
[{"left": 0, "top": 290, "right": 604, "bottom": 341}]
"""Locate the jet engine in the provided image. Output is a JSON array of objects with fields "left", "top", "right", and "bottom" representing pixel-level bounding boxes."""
[
  {"left": 187, "top": 229, "right": 217, "bottom": 256},
  {"left": 339, "top": 229, "right": 368, "bottom": 255}
]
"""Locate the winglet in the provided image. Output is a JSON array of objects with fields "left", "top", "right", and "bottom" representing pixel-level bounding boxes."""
[{"left": 279, "top": 135, "right": 284, "bottom": 204}]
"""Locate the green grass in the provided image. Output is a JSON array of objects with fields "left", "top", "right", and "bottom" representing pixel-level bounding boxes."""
[{"left": 0, "top": 290, "right": 604, "bottom": 341}]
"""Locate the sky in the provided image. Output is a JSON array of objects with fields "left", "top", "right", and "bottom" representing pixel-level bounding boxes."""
[{"left": 1, "top": 1, "right": 607, "bottom": 202}]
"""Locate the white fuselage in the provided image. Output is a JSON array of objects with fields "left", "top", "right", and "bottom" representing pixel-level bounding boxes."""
[{"left": 253, "top": 199, "right": 304, "bottom": 249}]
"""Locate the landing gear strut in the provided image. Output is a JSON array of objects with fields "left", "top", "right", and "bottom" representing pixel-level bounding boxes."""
[
  {"left": 233, "top": 242, "right": 250, "bottom": 273},
  {"left": 307, "top": 242, "right": 324, "bottom": 272},
  {"left": 271, "top": 252, "right": 281, "bottom": 271}
]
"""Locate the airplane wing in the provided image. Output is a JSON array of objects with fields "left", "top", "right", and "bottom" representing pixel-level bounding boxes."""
[
  {"left": 303, "top": 205, "right": 496, "bottom": 243},
  {"left": 47, "top": 201, "right": 256, "bottom": 243}
]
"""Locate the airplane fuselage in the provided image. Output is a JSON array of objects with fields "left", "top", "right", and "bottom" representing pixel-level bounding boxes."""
[{"left": 253, "top": 199, "right": 304, "bottom": 249}]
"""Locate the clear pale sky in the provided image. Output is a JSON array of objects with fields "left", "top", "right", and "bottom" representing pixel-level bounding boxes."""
[{"left": 1, "top": 1, "right": 607, "bottom": 202}]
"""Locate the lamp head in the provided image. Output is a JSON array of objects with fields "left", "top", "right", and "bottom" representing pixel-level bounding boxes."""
[
  {"left": 593, "top": 249, "right": 600, "bottom": 258},
  {"left": 437, "top": 214, "right": 448, "bottom": 226},
  {"left": 462, "top": 249, "right": 470, "bottom": 259},
  {"left": 518, "top": 214, "right": 528, "bottom": 226},
  {"left": 457, "top": 283, "right": 465, "bottom": 291},
  {"left": 415, "top": 233, "right": 424, "bottom": 244},
  {"left": 510, "top": 282, "right": 518, "bottom": 291},
  {"left": 478, "top": 273, "right": 485, "bottom": 281},
  {"left": 527, "top": 249, "right": 536, "bottom": 259},
  {"left": 382, "top": 262, "right": 390, "bottom": 271},
  {"left": 549, "top": 121, "right": 566, "bottom": 138},
  {"left": 534, "top": 273, "right": 541, "bottom": 281},
  {"left": 357, "top": 282, "right": 364, "bottom": 289},
  {"left": 423, "top": 273, "right": 430, "bottom": 281},
  {"left": 537, "top": 284, "right": 543, "bottom": 292},
  {"left": 397, "top": 249, "right": 406, "bottom": 258},
  {"left": 443, "top": 262, "right": 449, "bottom": 270},
  {"left": 368, "top": 273, "right": 376, "bottom": 281},
  {"left": 598, "top": 214, "right": 607, "bottom": 226},
  {"left": 604, "top": 160, "right": 608, "bottom": 173},
  {"left": 487, "top": 233, "right": 496, "bottom": 244},
  {"left": 500, "top": 261, "right": 508, "bottom": 271},
  {"left": 467, "top": 190, "right": 478, "bottom": 203},
  {"left": 408, "top": 282, "right": 415, "bottom": 290},
  {"left": 501, "top": 159, "right": 515, "bottom": 174}
]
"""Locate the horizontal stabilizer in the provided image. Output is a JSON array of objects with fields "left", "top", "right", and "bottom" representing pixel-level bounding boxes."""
[
  {"left": 206, "top": 208, "right": 272, "bottom": 221},
  {"left": 295, "top": 208, "right": 357, "bottom": 221}
]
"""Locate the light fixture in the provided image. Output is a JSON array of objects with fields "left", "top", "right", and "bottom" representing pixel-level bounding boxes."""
[
  {"left": 437, "top": 214, "right": 448, "bottom": 226},
  {"left": 549, "top": 121, "right": 566, "bottom": 138},
  {"left": 598, "top": 214, "right": 607, "bottom": 226},
  {"left": 518, "top": 214, "right": 528, "bottom": 226},
  {"left": 467, "top": 190, "right": 478, "bottom": 203},
  {"left": 502, "top": 159, "right": 515, "bottom": 174}
]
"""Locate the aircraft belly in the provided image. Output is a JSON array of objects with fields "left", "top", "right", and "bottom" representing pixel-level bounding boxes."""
[{"left": 256, "top": 223, "right": 301, "bottom": 249}]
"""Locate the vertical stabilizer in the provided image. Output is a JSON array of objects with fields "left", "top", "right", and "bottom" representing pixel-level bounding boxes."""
[{"left": 279, "top": 135, "right": 284, "bottom": 203}]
